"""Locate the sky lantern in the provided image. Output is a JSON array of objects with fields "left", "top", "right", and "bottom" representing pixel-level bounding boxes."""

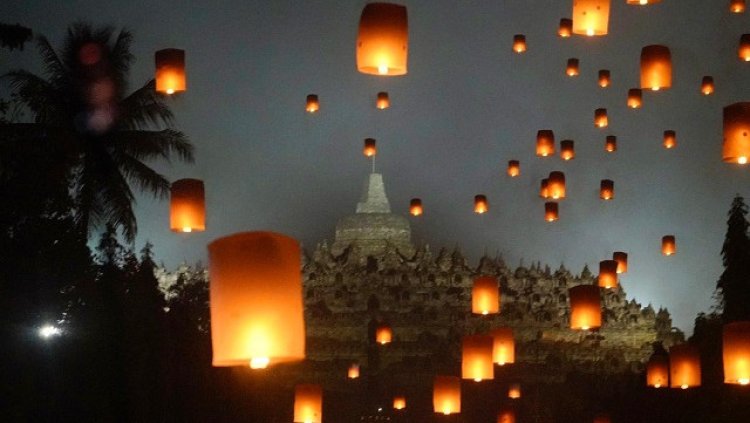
[
  {"left": 409, "top": 198, "right": 423, "bottom": 216},
  {"left": 662, "top": 235, "right": 676, "bottom": 256},
  {"left": 641, "top": 45, "right": 672, "bottom": 91},
  {"left": 490, "top": 327, "right": 515, "bottom": 365},
  {"left": 376, "top": 323, "right": 393, "bottom": 345},
  {"left": 569, "top": 284, "right": 602, "bottom": 330},
  {"left": 462, "top": 335, "right": 495, "bottom": 382},
  {"left": 356, "top": 2, "right": 408, "bottom": 76},
  {"left": 508, "top": 383, "right": 521, "bottom": 399},
  {"left": 306, "top": 94, "right": 320, "bottom": 113},
  {"left": 598, "top": 260, "right": 618, "bottom": 288},
  {"left": 208, "top": 232, "right": 305, "bottom": 368},
  {"left": 572, "top": 0, "right": 611, "bottom": 36},
  {"left": 627, "top": 0, "right": 661, "bottom": 4},
  {"left": 663, "top": 130, "right": 676, "bottom": 149},
  {"left": 512, "top": 34, "right": 527, "bottom": 53},
  {"left": 731, "top": 0, "right": 746, "bottom": 13},
  {"left": 627, "top": 88, "right": 643, "bottom": 109},
  {"left": 537, "top": 130, "right": 556, "bottom": 157},
  {"left": 433, "top": 375, "right": 461, "bottom": 415},
  {"left": 740, "top": 34, "right": 750, "bottom": 61},
  {"left": 540, "top": 179, "right": 550, "bottom": 199},
  {"left": 363, "top": 138, "right": 377, "bottom": 157},
  {"left": 598, "top": 70, "right": 611, "bottom": 88},
  {"left": 670, "top": 344, "right": 701, "bottom": 389},
  {"left": 567, "top": 58, "right": 580, "bottom": 76},
  {"left": 376, "top": 91, "right": 390, "bottom": 109},
  {"left": 170, "top": 178, "right": 206, "bottom": 233},
  {"left": 498, "top": 410, "right": 516, "bottom": 423},
  {"left": 701, "top": 76, "right": 715, "bottom": 95},
  {"left": 472, "top": 275, "right": 500, "bottom": 315},
  {"left": 559, "top": 18, "right": 573, "bottom": 37},
  {"left": 723, "top": 102, "right": 750, "bottom": 164},
  {"left": 561, "top": 140, "right": 575, "bottom": 160},
  {"left": 155, "top": 48, "right": 186, "bottom": 95},
  {"left": 647, "top": 353, "right": 670, "bottom": 388},
  {"left": 507, "top": 160, "right": 520, "bottom": 177},
  {"left": 393, "top": 396, "right": 406, "bottom": 410},
  {"left": 294, "top": 384, "right": 323, "bottom": 423},
  {"left": 348, "top": 363, "right": 360, "bottom": 379},
  {"left": 605, "top": 135, "right": 617, "bottom": 152},
  {"left": 475, "top": 195, "right": 489, "bottom": 214},
  {"left": 594, "top": 415, "right": 612, "bottom": 423},
  {"left": 613, "top": 251, "right": 628, "bottom": 274},
  {"left": 548, "top": 171, "right": 566, "bottom": 199},
  {"left": 545, "top": 202, "right": 559, "bottom": 222},
  {"left": 600, "top": 179, "right": 614, "bottom": 200},
  {"left": 723, "top": 321, "right": 750, "bottom": 385},
  {"left": 595, "top": 108, "right": 608, "bottom": 128}
]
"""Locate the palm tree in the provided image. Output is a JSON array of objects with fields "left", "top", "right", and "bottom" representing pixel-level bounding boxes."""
[{"left": 2, "top": 22, "right": 193, "bottom": 241}]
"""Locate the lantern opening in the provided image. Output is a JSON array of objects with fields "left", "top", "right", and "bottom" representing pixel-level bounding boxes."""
[{"left": 250, "top": 357, "right": 269, "bottom": 369}]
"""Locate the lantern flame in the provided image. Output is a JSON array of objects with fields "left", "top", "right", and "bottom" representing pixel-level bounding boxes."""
[
  {"left": 378, "top": 64, "right": 389, "bottom": 75},
  {"left": 250, "top": 357, "right": 269, "bottom": 369},
  {"left": 182, "top": 227, "right": 192, "bottom": 233},
  {"left": 740, "top": 157, "right": 748, "bottom": 164}
]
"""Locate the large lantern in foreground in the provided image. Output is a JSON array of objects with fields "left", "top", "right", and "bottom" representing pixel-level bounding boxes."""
[
  {"left": 548, "top": 171, "right": 566, "bottom": 199},
  {"left": 670, "top": 344, "right": 701, "bottom": 389},
  {"left": 600, "top": 179, "right": 614, "bottom": 200},
  {"left": 537, "top": 130, "right": 556, "bottom": 157},
  {"left": 491, "top": 327, "right": 515, "bottom": 365},
  {"left": 294, "top": 384, "right": 323, "bottom": 423},
  {"left": 598, "top": 260, "right": 618, "bottom": 289},
  {"left": 170, "top": 178, "right": 206, "bottom": 233},
  {"left": 376, "top": 324, "right": 393, "bottom": 345},
  {"left": 627, "top": 89, "right": 643, "bottom": 109},
  {"left": 572, "top": 0, "right": 611, "bottom": 36},
  {"left": 357, "top": 2, "right": 408, "bottom": 75},
  {"left": 723, "top": 102, "right": 750, "bottom": 164},
  {"left": 641, "top": 45, "right": 672, "bottom": 91},
  {"left": 462, "top": 335, "right": 494, "bottom": 381},
  {"left": 561, "top": 140, "right": 575, "bottom": 160},
  {"left": 512, "top": 34, "right": 527, "bottom": 53},
  {"left": 613, "top": 251, "right": 628, "bottom": 274},
  {"left": 662, "top": 235, "right": 676, "bottom": 256},
  {"left": 545, "top": 202, "right": 559, "bottom": 222},
  {"left": 723, "top": 321, "right": 750, "bottom": 385},
  {"left": 663, "top": 130, "right": 676, "bottom": 149},
  {"left": 208, "top": 232, "right": 305, "bottom": 368},
  {"left": 559, "top": 18, "right": 573, "bottom": 37},
  {"left": 433, "top": 376, "right": 461, "bottom": 415},
  {"left": 155, "top": 48, "right": 186, "bottom": 95},
  {"left": 569, "top": 285, "right": 602, "bottom": 330},
  {"left": 306, "top": 94, "right": 320, "bottom": 113},
  {"left": 740, "top": 34, "right": 750, "bottom": 61},
  {"left": 507, "top": 160, "right": 521, "bottom": 177},
  {"left": 472, "top": 276, "right": 500, "bottom": 315},
  {"left": 647, "top": 353, "right": 670, "bottom": 388},
  {"left": 598, "top": 70, "right": 611, "bottom": 88},
  {"left": 475, "top": 195, "right": 489, "bottom": 214}
]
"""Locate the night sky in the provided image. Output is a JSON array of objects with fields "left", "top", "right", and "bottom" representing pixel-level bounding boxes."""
[{"left": 4, "top": 0, "right": 750, "bottom": 334}]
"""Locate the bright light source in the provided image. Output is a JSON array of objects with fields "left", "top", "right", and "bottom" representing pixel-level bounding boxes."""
[{"left": 38, "top": 325, "right": 61, "bottom": 339}]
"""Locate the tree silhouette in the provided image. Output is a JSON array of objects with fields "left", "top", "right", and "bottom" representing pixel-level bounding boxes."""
[{"left": 717, "top": 195, "right": 750, "bottom": 323}]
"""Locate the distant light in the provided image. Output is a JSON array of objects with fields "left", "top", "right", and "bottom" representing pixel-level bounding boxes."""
[{"left": 39, "top": 325, "right": 61, "bottom": 339}]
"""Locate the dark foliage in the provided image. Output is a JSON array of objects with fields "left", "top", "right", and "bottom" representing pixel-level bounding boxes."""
[{"left": 0, "top": 23, "right": 32, "bottom": 51}]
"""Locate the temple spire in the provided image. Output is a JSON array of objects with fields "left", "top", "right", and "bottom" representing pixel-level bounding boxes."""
[{"left": 356, "top": 173, "right": 391, "bottom": 214}]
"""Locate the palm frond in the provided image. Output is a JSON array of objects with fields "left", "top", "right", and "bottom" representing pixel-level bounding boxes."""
[
  {"left": 110, "top": 129, "right": 194, "bottom": 163},
  {"left": 109, "top": 29, "right": 134, "bottom": 92},
  {"left": 35, "top": 35, "right": 67, "bottom": 87},
  {"left": 115, "top": 152, "right": 171, "bottom": 199},
  {"left": 3, "top": 70, "right": 64, "bottom": 124},
  {"left": 118, "top": 80, "right": 175, "bottom": 129}
]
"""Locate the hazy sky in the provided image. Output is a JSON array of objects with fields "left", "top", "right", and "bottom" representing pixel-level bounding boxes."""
[{"left": 4, "top": 0, "right": 750, "bottom": 334}]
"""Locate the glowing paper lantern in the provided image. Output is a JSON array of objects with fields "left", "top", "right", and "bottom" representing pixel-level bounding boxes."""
[
  {"left": 605, "top": 135, "right": 617, "bottom": 152},
  {"left": 433, "top": 375, "right": 461, "bottom": 415},
  {"left": 662, "top": 235, "right": 676, "bottom": 256},
  {"left": 170, "top": 178, "right": 206, "bottom": 233},
  {"left": 409, "top": 198, "right": 423, "bottom": 216},
  {"left": 613, "top": 251, "right": 628, "bottom": 274},
  {"left": 723, "top": 102, "right": 750, "bottom": 164},
  {"left": 599, "top": 70, "right": 611, "bottom": 88},
  {"left": 513, "top": 34, "right": 527, "bottom": 53},
  {"left": 508, "top": 383, "right": 521, "bottom": 399},
  {"left": 356, "top": 3, "right": 408, "bottom": 75},
  {"left": 472, "top": 276, "right": 500, "bottom": 315},
  {"left": 663, "top": 130, "right": 676, "bottom": 149},
  {"left": 294, "top": 384, "right": 323, "bottom": 423},
  {"left": 540, "top": 179, "right": 550, "bottom": 199},
  {"left": 628, "top": 89, "right": 643, "bottom": 109},
  {"left": 393, "top": 396, "right": 406, "bottom": 410},
  {"left": 548, "top": 171, "right": 566, "bottom": 199},
  {"left": 364, "top": 138, "right": 377, "bottom": 157},
  {"left": 595, "top": 108, "right": 608, "bottom": 128},
  {"left": 670, "top": 344, "right": 701, "bottom": 389},
  {"left": 731, "top": 0, "right": 746, "bottom": 13},
  {"left": 376, "top": 324, "right": 393, "bottom": 345},
  {"left": 507, "top": 160, "right": 520, "bottom": 177},
  {"left": 572, "top": 0, "right": 611, "bottom": 36},
  {"left": 545, "top": 202, "right": 559, "bottom": 222},
  {"left": 208, "top": 232, "right": 305, "bottom": 368},
  {"left": 155, "top": 48, "right": 186, "bottom": 95},
  {"left": 598, "top": 260, "right": 618, "bottom": 289},
  {"left": 600, "top": 179, "right": 614, "bottom": 200},
  {"left": 462, "top": 335, "right": 494, "bottom": 382},
  {"left": 627, "top": 0, "right": 661, "bottom": 4},
  {"left": 701, "top": 76, "right": 715, "bottom": 95},
  {"left": 561, "top": 140, "right": 575, "bottom": 160},
  {"left": 641, "top": 45, "right": 672, "bottom": 91},
  {"left": 475, "top": 195, "right": 489, "bottom": 214},
  {"left": 490, "top": 327, "right": 515, "bottom": 365},
  {"left": 498, "top": 410, "right": 516, "bottom": 423},
  {"left": 376, "top": 91, "right": 390, "bottom": 109},
  {"left": 348, "top": 363, "right": 360, "bottom": 379},
  {"left": 594, "top": 415, "right": 612, "bottom": 423},
  {"left": 306, "top": 94, "right": 320, "bottom": 113},
  {"left": 740, "top": 34, "right": 750, "bottom": 61},
  {"left": 723, "top": 321, "right": 750, "bottom": 385},
  {"left": 559, "top": 18, "right": 573, "bottom": 37},
  {"left": 647, "top": 353, "right": 670, "bottom": 388},
  {"left": 537, "top": 130, "right": 556, "bottom": 157},
  {"left": 567, "top": 58, "right": 580, "bottom": 76},
  {"left": 569, "top": 285, "right": 602, "bottom": 330}
]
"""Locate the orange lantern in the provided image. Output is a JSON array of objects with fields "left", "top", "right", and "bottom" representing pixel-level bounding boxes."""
[
  {"left": 376, "top": 91, "right": 390, "bottom": 109},
  {"left": 537, "top": 130, "right": 556, "bottom": 157},
  {"left": 348, "top": 363, "right": 360, "bottom": 379},
  {"left": 364, "top": 138, "right": 377, "bottom": 157},
  {"left": 598, "top": 260, "right": 618, "bottom": 289},
  {"left": 498, "top": 410, "right": 516, "bottom": 423},
  {"left": 731, "top": 0, "right": 746, "bottom": 13},
  {"left": 508, "top": 383, "right": 521, "bottom": 399},
  {"left": 569, "top": 284, "right": 602, "bottom": 330},
  {"left": 613, "top": 251, "right": 628, "bottom": 274},
  {"left": 662, "top": 235, "right": 676, "bottom": 256},
  {"left": 294, "top": 384, "right": 323, "bottom": 423},
  {"left": 409, "top": 198, "right": 423, "bottom": 216},
  {"left": 433, "top": 375, "right": 461, "bottom": 415},
  {"left": 598, "top": 70, "right": 611, "bottom": 88},
  {"left": 641, "top": 45, "right": 672, "bottom": 91},
  {"left": 306, "top": 94, "right": 320, "bottom": 113},
  {"left": 356, "top": 3, "right": 408, "bottom": 76},
  {"left": 627, "top": 88, "right": 643, "bottom": 109},
  {"left": 740, "top": 34, "right": 750, "bottom": 61},
  {"left": 512, "top": 34, "right": 527, "bottom": 53},
  {"left": 376, "top": 324, "right": 393, "bottom": 345},
  {"left": 475, "top": 195, "right": 489, "bottom": 214},
  {"left": 490, "top": 327, "right": 515, "bottom": 365},
  {"left": 670, "top": 344, "right": 701, "bottom": 389},
  {"left": 567, "top": 58, "right": 580, "bottom": 76},
  {"left": 663, "top": 130, "right": 676, "bottom": 149},
  {"left": 572, "top": 0, "right": 611, "bottom": 36},
  {"left": 462, "top": 335, "right": 494, "bottom": 382},
  {"left": 545, "top": 202, "right": 559, "bottom": 222},
  {"left": 548, "top": 171, "right": 566, "bottom": 199},
  {"left": 595, "top": 108, "right": 608, "bottom": 128},
  {"left": 208, "top": 232, "right": 305, "bottom": 368},
  {"left": 723, "top": 102, "right": 750, "bottom": 164},
  {"left": 393, "top": 396, "right": 406, "bottom": 410},
  {"left": 723, "top": 321, "right": 750, "bottom": 385},
  {"left": 540, "top": 179, "right": 550, "bottom": 199},
  {"left": 561, "top": 140, "right": 575, "bottom": 160},
  {"left": 507, "top": 160, "right": 520, "bottom": 177},
  {"left": 170, "top": 178, "right": 206, "bottom": 233},
  {"left": 701, "top": 76, "right": 715, "bottom": 95},
  {"left": 472, "top": 275, "right": 500, "bottom": 315},
  {"left": 605, "top": 135, "right": 617, "bottom": 152},
  {"left": 594, "top": 414, "right": 612, "bottom": 423},
  {"left": 600, "top": 179, "right": 614, "bottom": 200},
  {"left": 559, "top": 18, "right": 573, "bottom": 38},
  {"left": 155, "top": 48, "right": 186, "bottom": 95},
  {"left": 627, "top": 0, "right": 661, "bottom": 4},
  {"left": 647, "top": 353, "right": 670, "bottom": 388}
]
